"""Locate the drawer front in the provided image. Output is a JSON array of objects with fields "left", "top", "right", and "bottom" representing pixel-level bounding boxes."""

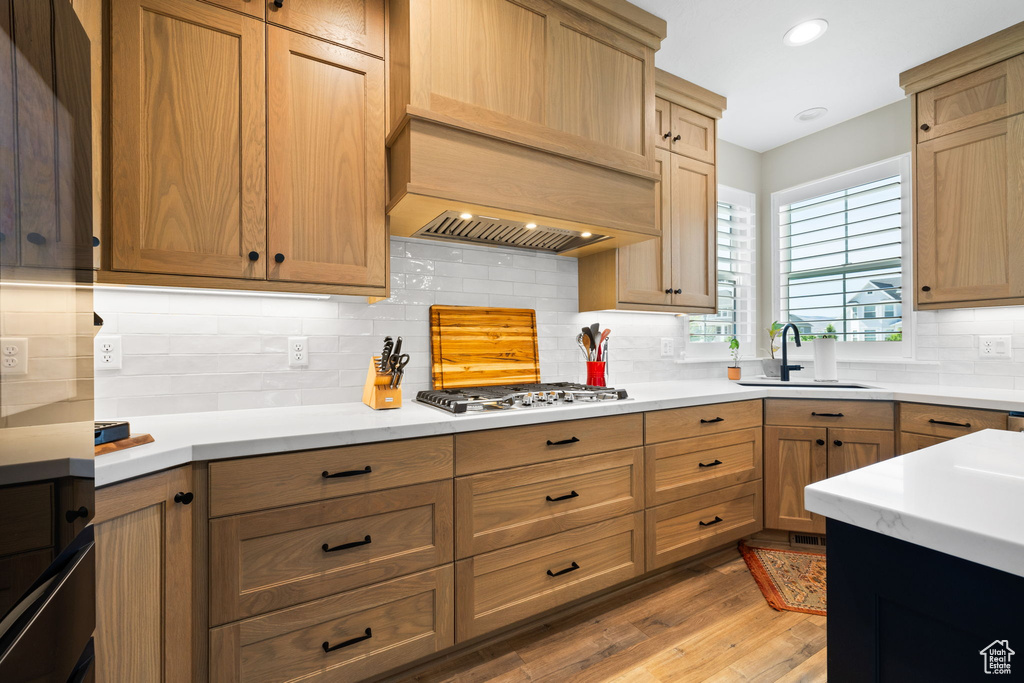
[
  {"left": 455, "top": 449, "right": 643, "bottom": 558},
  {"left": 898, "top": 431, "right": 949, "bottom": 455},
  {"left": 646, "top": 427, "right": 762, "bottom": 507},
  {"left": 765, "top": 399, "right": 894, "bottom": 430},
  {"left": 210, "top": 566, "right": 453, "bottom": 683},
  {"left": 645, "top": 400, "right": 762, "bottom": 444},
  {"left": 455, "top": 514, "right": 643, "bottom": 642},
  {"left": 210, "top": 481, "right": 453, "bottom": 625},
  {"left": 899, "top": 403, "right": 1007, "bottom": 439},
  {"left": 0, "top": 483, "right": 53, "bottom": 557},
  {"left": 455, "top": 414, "right": 643, "bottom": 475},
  {"left": 646, "top": 481, "right": 762, "bottom": 571},
  {"left": 209, "top": 436, "right": 453, "bottom": 517}
]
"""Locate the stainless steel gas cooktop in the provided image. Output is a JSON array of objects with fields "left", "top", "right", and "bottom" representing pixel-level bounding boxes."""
[{"left": 417, "top": 382, "right": 628, "bottom": 414}]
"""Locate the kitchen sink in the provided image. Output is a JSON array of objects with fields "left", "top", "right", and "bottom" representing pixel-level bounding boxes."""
[{"left": 737, "top": 380, "right": 878, "bottom": 389}]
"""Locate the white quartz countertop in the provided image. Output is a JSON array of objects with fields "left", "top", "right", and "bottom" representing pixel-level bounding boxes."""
[
  {"left": 95, "top": 379, "right": 1024, "bottom": 487},
  {"left": 806, "top": 429, "right": 1024, "bottom": 578}
]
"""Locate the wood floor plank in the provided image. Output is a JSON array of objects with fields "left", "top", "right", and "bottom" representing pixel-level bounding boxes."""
[
  {"left": 774, "top": 647, "right": 828, "bottom": 683},
  {"left": 702, "top": 618, "right": 826, "bottom": 682}
]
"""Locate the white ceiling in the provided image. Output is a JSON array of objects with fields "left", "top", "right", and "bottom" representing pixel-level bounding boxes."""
[{"left": 630, "top": 1, "right": 1024, "bottom": 152}]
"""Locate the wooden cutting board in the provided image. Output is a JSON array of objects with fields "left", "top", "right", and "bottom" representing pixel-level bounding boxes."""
[{"left": 429, "top": 306, "right": 540, "bottom": 389}]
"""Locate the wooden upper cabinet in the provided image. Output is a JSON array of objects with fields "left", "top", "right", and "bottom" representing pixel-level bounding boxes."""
[
  {"left": 266, "top": 27, "right": 386, "bottom": 287},
  {"left": 917, "top": 54, "right": 1024, "bottom": 142},
  {"left": 669, "top": 106, "right": 715, "bottom": 164},
  {"left": 203, "top": 0, "right": 264, "bottom": 20},
  {"left": 268, "top": 0, "right": 384, "bottom": 57},
  {"left": 669, "top": 153, "right": 716, "bottom": 310},
  {"left": 617, "top": 147, "right": 672, "bottom": 305},
  {"left": 916, "top": 114, "right": 1024, "bottom": 305},
  {"left": 109, "top": 0, "right": 266, "bottom": 280},
  {"left": 654, "top": 97, "right": 672, "bottom": 150}
]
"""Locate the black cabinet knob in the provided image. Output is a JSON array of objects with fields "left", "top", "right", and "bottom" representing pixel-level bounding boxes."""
[
  {"left": 272, "top": 0, "right": 283, "bottom": 7},
  {"left": 26, "top": 232, "right": 46, "bottom": 245},
  {"left": 662, "top": 132, "right": 672, "bottom": 139},
  {"left": 92, "top": 236, "right": 100, "bottom": 247},
  {"left": 815, "top": 439, "right": 825, "bottom": 446},
  {"left": 921, "top": 285, "right": 931, "bottom": 292},
  {"left": 65, "top": 506, "right": 89, "bottom": 523},
  {"left": 664, "top": 289, "right": 672, "bottom": 294},
  {"left": 274, "top": 253, "right": 285, "bottom": 263},
  {"left": 833, "top": 440, "right": 843, "bottom": 447},
  {"left": 673, "top": 288, "right": 682, "bottom": 294},
  {"left": 672, "top": 135, "right": 681, "bottom": 142},
  {"left": 174, "top": 491, "right": 194, "bottom": 505},
  {"left": 920, "top": 123, "right": 931, "bottom": 131},
  {"left": 248, "top": 251, "right": 260, "bottom": 261}
]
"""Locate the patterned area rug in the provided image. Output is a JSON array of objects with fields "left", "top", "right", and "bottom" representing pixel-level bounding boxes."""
[{"left": 739, "top": 542, "right": 827, "bottom": 616}]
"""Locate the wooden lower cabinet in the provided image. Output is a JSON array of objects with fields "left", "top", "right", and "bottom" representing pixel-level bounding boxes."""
[
  {"left": 645, "top": 481, "right": 762, "bottom": 570},
  {"left": 645, "top": 427, "right": 762, "bottom": 506},
  {"left": 210, "top": 566, "right": 454, "bottom": 683},
  {"left": 94, "top": 465, "right": 194, "bottom": 683},
  {"left": 827, "top": 428, "right": 895, "bottom": 478},
  {"left": 898, "top": 431, "right": 948, "bottom": 454},
  {"left": 455, "top": 514, "right": 644, "bottom": 642}
]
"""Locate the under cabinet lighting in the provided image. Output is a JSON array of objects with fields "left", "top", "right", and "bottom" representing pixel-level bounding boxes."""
[
  {"left": 783, "top": 19, "right": 828, "bottom": 47},
  {"left": 93, "top": 285, "right": 331, "bottom": 300}
]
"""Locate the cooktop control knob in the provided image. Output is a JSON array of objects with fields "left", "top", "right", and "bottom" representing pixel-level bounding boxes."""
[
  {"left": 522, "top": 393, "right": 533, "bottom": 406},
  {"left": 564, "top": 392, "right": 574, "bottom": 403}
]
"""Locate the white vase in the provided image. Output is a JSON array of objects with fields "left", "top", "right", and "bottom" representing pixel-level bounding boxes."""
[{"left": 814, "top": 338, "right": 838, "bottom": 382}]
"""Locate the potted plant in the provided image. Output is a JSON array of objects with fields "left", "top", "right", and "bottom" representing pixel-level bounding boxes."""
[
  {"left": 814, "top": 324, "right": 838, "bottom": 382},
  {"left": 762, "top": 321, "right": 784, "bottom": 378},
  {"left": 727, "top": 337, "right": 741, "bottom": 380}
]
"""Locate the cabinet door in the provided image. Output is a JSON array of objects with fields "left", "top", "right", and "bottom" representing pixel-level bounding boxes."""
[
  {"left": 654, "top": 97, "right": 672, "bottom": 151},
  {"left": 94, "top": 466, "right": 193, "bottom": 683},
  {"left": 267, "top": 0, "right": 384, "bottom": 57},
  {"left": 670, "top": 104, "right": 715, "bottom": 164},
  {"left": 917, "top": 55, "right": 1024, "bottom": 142},
  {"left": 917, "top": 114, "right": 1024, "bottom": 305},
  {"left": 827, "top": 428, "right": 894, "bottom": 478},
  {"left": 110, "top": 0, "right": 266, "bottom": 280},
  {"left": 764, "top": 426, "right": 827, "bottom": 533},
  {"left": 267, "top": 27, "right": 386, "bottom": 287},
  {"left": 898, "top": 431, "right": 947, "bottom": 455},
  {"left": 0, "top": 0, "right": 17, "bottom": 266},
  {"left": 669, "top": 153, "right": 717, "bottom": 310},
  {"left": 617, "top": 147, "right": 672, "bottom": 305}
]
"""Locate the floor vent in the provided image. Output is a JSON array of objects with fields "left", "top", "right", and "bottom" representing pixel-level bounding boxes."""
[{"left": 790, "top": 533, "right": 827, "bottom": 548}]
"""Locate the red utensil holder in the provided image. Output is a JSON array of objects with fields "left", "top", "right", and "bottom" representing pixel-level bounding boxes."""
[{"left": 586, "top": 361, "right": 606, "bottom": 387}]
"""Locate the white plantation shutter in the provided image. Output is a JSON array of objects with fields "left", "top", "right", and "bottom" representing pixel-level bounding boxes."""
[
  {"left": 689, "top": 186, "right": 756, "bottom": 346},
  {"left": 778, "top": 173, "right": 903, "bottom": 342}
]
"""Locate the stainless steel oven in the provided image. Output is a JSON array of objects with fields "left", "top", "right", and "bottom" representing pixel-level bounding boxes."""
[{"left": 0, "top": 0, "right": 96, "bottom": 680}]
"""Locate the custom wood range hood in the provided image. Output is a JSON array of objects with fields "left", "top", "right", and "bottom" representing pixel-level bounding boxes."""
[{"left": 386, "top": 0, "right": 668, "bottom": 257}]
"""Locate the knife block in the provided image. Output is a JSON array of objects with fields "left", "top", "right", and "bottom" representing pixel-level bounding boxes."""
[{"left": 362, "top": 356, "right": 402, "bottom": 410}]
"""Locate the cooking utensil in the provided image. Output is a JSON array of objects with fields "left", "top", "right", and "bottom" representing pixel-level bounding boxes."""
[
  {"left": 378, "top": 336, "right": 393, "bottom": 372},
  {"left": 576, "top": 333, "right": 589, "bottom": 361},
  {"left": 597, "top": 328, "right": 610, "bottom": 361},
  {"left": 590, "top": 323, "right": 600, "bottom": 347},
  {"left": 389, "top": 354, "right": 410, "bottom": 388},
  {"left": 581, "top": 333, "right": 591, "bottom": 361}
]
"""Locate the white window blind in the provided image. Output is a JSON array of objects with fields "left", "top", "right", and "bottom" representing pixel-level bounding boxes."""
[
  {"left": 778, "top": 174, "right": 903, "bottom": 342},
  {"left": 689, "top": 187, "right": 756, "bottom": 345}
]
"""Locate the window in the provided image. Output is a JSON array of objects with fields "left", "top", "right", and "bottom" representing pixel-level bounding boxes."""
[
  {"left": 688, "top": 186, "right": 756, "bottom": 349},
  {"left": 772, "top": 156, "right": 912, "bottom": 356}
]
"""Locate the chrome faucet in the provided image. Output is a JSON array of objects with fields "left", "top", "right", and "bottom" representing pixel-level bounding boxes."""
[{"left": 780, "top": 323, "right": 804, "bottom": 382}]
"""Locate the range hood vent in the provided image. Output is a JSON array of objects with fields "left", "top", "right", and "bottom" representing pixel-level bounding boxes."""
[{"left": 413, "top": 211, "right": 610, "bottom": 254}]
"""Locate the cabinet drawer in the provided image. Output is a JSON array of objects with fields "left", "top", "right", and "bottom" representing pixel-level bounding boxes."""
[
  {"left": 210, "top": 481, "right": 453, "bottom": 625},
  {"left": 898, "top": 431, "right": 949, "bottom": 455},
  {"left": 765, "top": 399, "right": 893, "bottom": 430},
  {"left": 645, "top": 400, "right": 762, "bottom": 444},
  {"left": 455, "top": 449, "right": 643, "bottom": 558},
  {"left": 208, "top": 436, "right": 453, "bottom": 517},
  {"left": 646, "top": 481, "right": 762, "bottom": 571},
  {"left": 210, "top": 566, "right": 453, "bottom": 683},
  {"left": 646, "top": 427, "right": 762, "bottom": 507},
  {"left": 455, "top": 514, "right": 643, "bottom": 642},
  {"left": 455, "top": 414, "right": 643, "bottom": 475},
  {"left": 899, "top": 403, "right": 1007, "bottom": 439},
  {"left": 0, "top": 483, "right": 53, "bottom": 556},
  {"left": 267, "top": 0, "right": 385, "bottom": 58},
  {"left": 917, "top": 55, "right": 1024, "bottom": 142}
]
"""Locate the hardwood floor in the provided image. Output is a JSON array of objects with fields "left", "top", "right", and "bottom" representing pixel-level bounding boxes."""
[{"left": 399, "top": 548, "right": 827, "bottom": 682}]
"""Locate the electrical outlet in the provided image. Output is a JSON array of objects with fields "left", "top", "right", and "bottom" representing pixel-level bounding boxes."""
[
  {"left": 979, "top": 335, "right": 1012, "bottom": 360},
  {"left": 94, "top": 335, "right": 122, "bottom": 370},
  {"left": 660, "top": 337, "right": 674, "bottom": 358},
  {"left": 0, "top": 337, "right": 28, "bottom": 376},
  {"left": 288, "top": 336, "right": 309, "bottom": 368}
]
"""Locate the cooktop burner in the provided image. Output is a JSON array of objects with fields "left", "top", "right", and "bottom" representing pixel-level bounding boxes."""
[{"left": 417, "top": 382, "right": 628, "bottom": 414}]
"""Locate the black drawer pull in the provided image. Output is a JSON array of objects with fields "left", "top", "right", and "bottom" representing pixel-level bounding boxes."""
[
  {"left": 65, "top": 506, "right": 88, "bottom": 523},
  {"left": 546, "top": 561, "right": 580, "bottom": 577},
  {"left": 174, "top": 491, "right": 194, "bottom": 505},
  {"left": 699, "top": 516, "right": 723, "bottom": 527},
  {"left": 811, "top": 412, "right": 844, "bottom": 417},
  {"left": 698, "top": 459, "right": 723, "bottom": 468},
  {"left": 322, "top": 627, "right": 371, "bottom": 653},
  {"left": 322, "top": 535, "right": 371, "bottom": 553},
  {"left": 322, "top": 466, "right": 372, "bottom": 479},
  {"left": 546, "top": 490, "right": 579, "bottom": 502},
  {"left": 928, "top": 418, "right": 971, "bottom": 428},
  {"left": 700, "top": 417, "right": 724, "bottom": 424},
  {"left": 546, "top": 436, "right": 580, "bottom": 446}
]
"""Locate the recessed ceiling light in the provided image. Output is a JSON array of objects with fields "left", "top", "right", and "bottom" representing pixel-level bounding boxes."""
[
  {"left": 525, "top": 222, "right": 537, "bottom": 229},
  {"left": 459, "top": 212, "right": 473, "bottom": 220},
  {"left": 581, "top": 232, "right": 592, "bottom": 238},
  {"left": 783, "top": 19, "right": 828, "bottom": 47},
  {"left": 794, "top": 107, "right": 828, "bottom": 122}
]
